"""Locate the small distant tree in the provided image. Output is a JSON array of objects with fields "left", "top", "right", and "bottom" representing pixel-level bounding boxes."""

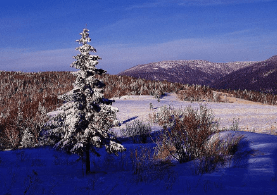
[
  {"left": 20, "top": 128, "right": 35, "bottom": 148},
  {"left": 41, "top": 28, "right": 125, "bottom": 174},
  {"left": 149, "top": 103, "right": 153, "bottom": 110}
]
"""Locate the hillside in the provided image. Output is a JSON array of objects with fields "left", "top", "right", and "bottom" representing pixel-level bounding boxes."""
[
  {"left": 118, "top": 60, "right": 255, "bottom": 86},
  {"left": 213, "top": 55, "right": 277, "bottom": 94}
]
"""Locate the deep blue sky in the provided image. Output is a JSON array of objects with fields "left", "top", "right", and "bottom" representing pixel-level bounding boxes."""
[{"left": 1, "top": 0, "right": 277, "bottom": 74}]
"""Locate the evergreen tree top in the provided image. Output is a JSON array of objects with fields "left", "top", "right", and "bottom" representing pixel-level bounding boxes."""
[
  {"left": 71, "top": 28, "right": 102, "bottom": 72},
  {"left": 76, "top": 28, "right": 91, "bottom": 45}
]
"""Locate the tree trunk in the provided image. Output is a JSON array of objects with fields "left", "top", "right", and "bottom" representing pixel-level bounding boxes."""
[{"left": 85, "top": 143, "right": 90, "bottom": 174}]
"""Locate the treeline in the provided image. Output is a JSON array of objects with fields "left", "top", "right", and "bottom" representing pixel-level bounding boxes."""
[
  {"left": 0, "top": 71, "right": 74, "bottom": 149},
  {"left": 0, "top": 71, "right": 215, "bottom": 150},
  {"left": 218, "top": 88, "right": 277, "bottom": 105},
  {"left": 97, "top": 74, "right": 215, "bottom": 101},
  {"left": 0, "top": 70, "right": 276, "bottom": 150}
]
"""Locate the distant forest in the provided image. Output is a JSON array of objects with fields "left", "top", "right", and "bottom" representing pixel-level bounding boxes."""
[{"left": 0, "top": 71, "right": 277, "bottom": 150}]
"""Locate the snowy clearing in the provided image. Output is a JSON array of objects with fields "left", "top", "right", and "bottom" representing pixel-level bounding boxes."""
[
  {"left": 111, "top": 93, "right": 277, "bottom": 134},
  {"left": 1, "top": 93, "right": 277, "bottom": 194}
]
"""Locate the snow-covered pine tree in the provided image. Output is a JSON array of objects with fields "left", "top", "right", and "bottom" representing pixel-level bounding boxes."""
[
  {"left": 41, "top": 28, "right": 125, "bottom": 174},
  {"left": 20, "top": 128, "right": 35, "bottom": 148}
]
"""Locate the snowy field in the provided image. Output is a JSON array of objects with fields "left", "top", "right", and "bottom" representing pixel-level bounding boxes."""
[
  {"left": 1, "top": 93, "right": 277, "bottom": 194},
  {"left": 112, "top": 93, "right": 277, "bottom": 134}
]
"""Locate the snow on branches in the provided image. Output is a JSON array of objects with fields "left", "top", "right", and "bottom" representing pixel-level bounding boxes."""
[{"left": 41, "top": 28, "right": 125, "bottom": 173}]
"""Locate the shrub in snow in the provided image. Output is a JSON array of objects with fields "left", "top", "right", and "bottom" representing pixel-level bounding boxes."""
[
  {"left": 20, "top": 128, "right": 35, "bottom": 148},
  {"left": 230, "top": 118, "right": 240, "bottom": 131},
  {"left": 153, "top": 105, "right": 218, "bottom": 162},
  {"left": 153, "top": 105, "right": 243, "bottom": 173},
  {"left": 130, "top": 146, "right": 154, "bottom": 182},
  {"left": 40, "top": 28, "right": 125, "bottom": 174},
  {"left": 3, "top": 127, "right": 20, "bottom": 149},
  {"left": 129, "top": 146, "right": 175, "bottom": 183},
  {"left": 195, "top": 133, "right": 244, "bottom": 174},
  {"left": 121, "top": 120, "right": 152, "bottom": 143}
]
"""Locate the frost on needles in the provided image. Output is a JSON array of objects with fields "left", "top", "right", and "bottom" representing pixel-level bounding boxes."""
[{"left": 41, "top": 28, "right": 125, "bottom": 174}]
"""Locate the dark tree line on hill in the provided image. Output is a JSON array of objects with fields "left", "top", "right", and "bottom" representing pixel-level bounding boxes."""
[{"left": 213, "top": 55, "right": 277, "bottom": 95}]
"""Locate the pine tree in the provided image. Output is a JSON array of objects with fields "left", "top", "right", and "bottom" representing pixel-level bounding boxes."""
[
  {"left": 21, "top": 128, "right": 35, "bottom": 148},
  {"left": 41, "top": 28, "right": 125, "bottom": 174}
]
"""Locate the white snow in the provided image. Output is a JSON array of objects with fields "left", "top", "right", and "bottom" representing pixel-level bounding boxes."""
[
  {"left": 1, "top": 93, "right": 277, "bottom": 194},
  {"left": 112, "top": 93, "right": 277, "bottom": 134}
]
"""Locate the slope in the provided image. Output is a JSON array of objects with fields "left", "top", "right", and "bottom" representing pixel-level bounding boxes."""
[
  {"left": 213, "top": 55, "right": 277, "bottom": 94},
  {"left": 118, "top": 60, "right": 255, "bottom": 86}
]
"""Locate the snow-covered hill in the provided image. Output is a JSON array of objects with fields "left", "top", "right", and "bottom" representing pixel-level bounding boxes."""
[
  {"left": 118, "top": 60, "right": 255, "bottom": 86},
  {"left": 213, "top": 55, "right": 277, "bottom": 94},
  {"left": 1, "top": 93, "right": 277, "bottom": 194}
]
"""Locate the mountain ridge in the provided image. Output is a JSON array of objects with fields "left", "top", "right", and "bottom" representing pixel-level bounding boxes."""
[
  {"left": 118, "top": 55, "right": 277, "bottom": 94},
  {"left": 213, "top": 55, "right": 277, "bottom": 94},
  {"left": 118, "top": 59, "right": 256, "bottom": 86}
]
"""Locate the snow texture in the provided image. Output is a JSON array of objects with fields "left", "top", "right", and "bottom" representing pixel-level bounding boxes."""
[
  {"left": 1, "top": 93, "right": 277, "bottom": 194},
  {"left": 111, "top": 93, "right": 277, "bottom": 135}
]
